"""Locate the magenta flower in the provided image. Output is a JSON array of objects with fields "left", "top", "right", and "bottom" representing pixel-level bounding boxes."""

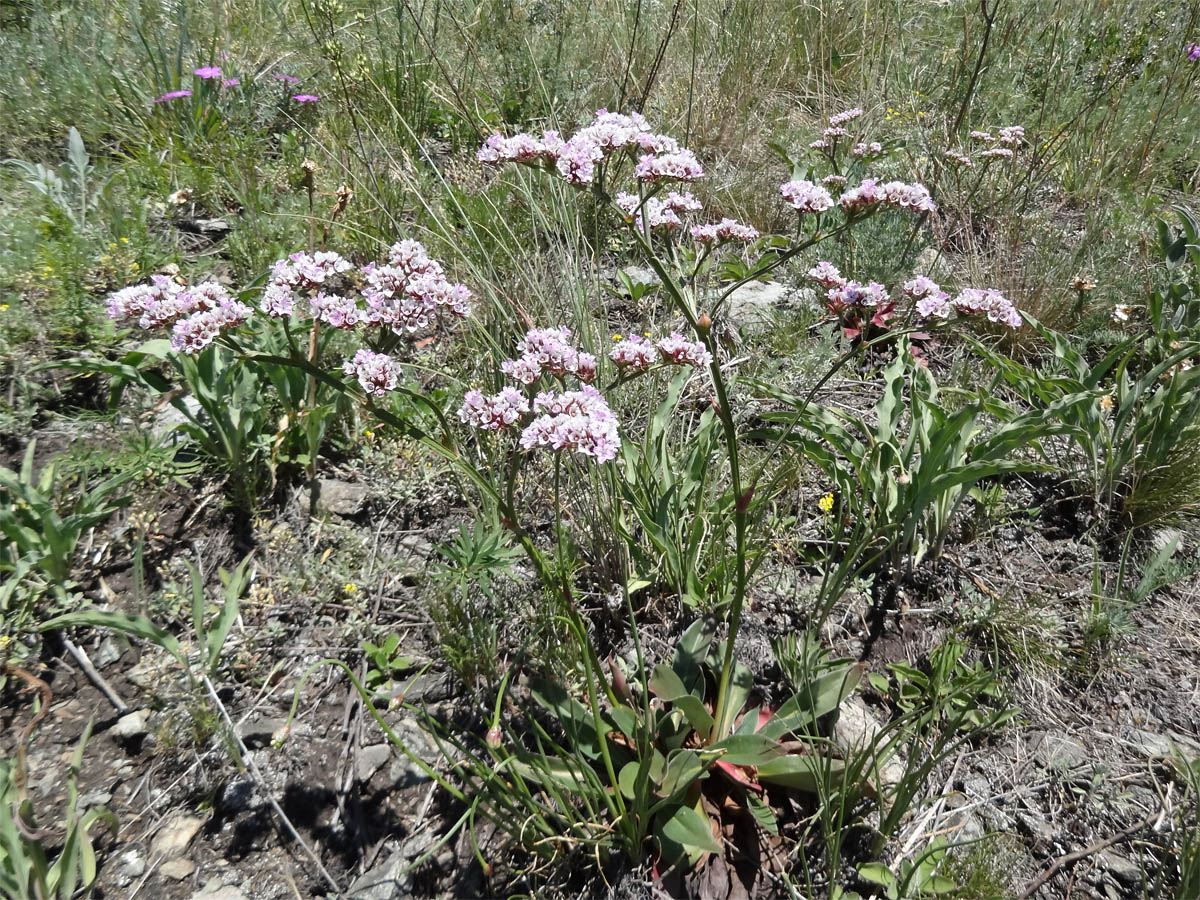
[
  {"left": 272, "top": 73, "right": 301, "bottom": 83},
  {"left": 153, "top": 90, "right": 193, "bottom": 103},
  {"left": 222, "top": 78, "right": 240, "bottom": 87},
  {"left": 291, "top": 94, "right": 319, "bottom": 103},
  {"left": 1187, "top": 44, "right": 1200, "bottom": 61},
  {"left": 194, "top": 66, "right": 222, "bottom": 79}
]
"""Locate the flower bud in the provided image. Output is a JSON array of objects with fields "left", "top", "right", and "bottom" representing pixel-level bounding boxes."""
[
  {"left": 697, "top": 312, "right": 712, "bottom": 331},
  {"left": 485, "top": 726, "right": 503, "bottom": 749},
  {"left": 270, "top": 724, "right": 291, "bottom": 749}
]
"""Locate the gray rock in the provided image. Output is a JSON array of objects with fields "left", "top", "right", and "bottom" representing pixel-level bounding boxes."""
[
  {"left": 113, "top": 710, "right": 150, "bottom": 740},
  {"left": 720, "top": 280, "right": 791, "bottom": 335},
  {"left": 913, "top": 247, "right": 953, "bottom": 282},
  {"left": 619, "top": 265, "right": 659, "bottom": 287},
  {"left": 357, "top": 744, "right": 392, "bottom": 783},
  {"left": 127, "top": 652, "right": 174, "bottom": 690},
  {"left": 347, "top": 849, "right": 414, "bottom": 899},
  {"left": 833, "top": 696, "right": 906, "bottom": 789},
  {"left": 190, "top": 886, "right": 249, "bottom": 900},
  {"left": 151, "top": 814, "right": 204, "bottom": 860},
  {"left": 1129, "top": 730, "right": 1173, "bottom": 759},
  {"left": 310, "top": 478, "right": 368, "bottom": 516},
  {"left": 151, "top": 396, "right": 203, "bottom": 441},
  {"left": 160, "top": 857, "right": 197, "bottom": 880},
  {"left": 219, "top": 778, "right": 255, "bottom": 812},
  {"left": 399, "top": 672, "right": 456, "bottom": 704},
  {"left": 1098, "top": 851, "right": 1143, "bottom": 889},
  {"left": 94, "top": 635, "right": 123, "bottom": 668},
  {"left": 386, "top": 720, "right": 439, "bottom": 788},
  {"left": 236, "top": 717, "right": 290, "bottom": 749},
  {"left": 79, "top": 789, "right": 112, "bottom": 808},
  {"left": 118, "top": 849, "right": 146, "bottom": 878},
  {"left": 1030, "top": 731, "right": 1088, "bottom": 770}
]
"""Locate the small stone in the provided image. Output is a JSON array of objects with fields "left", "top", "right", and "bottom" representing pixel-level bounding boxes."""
[
  {"left": 79, "top": 789, "right": 112, "bottom": 808},
  {"left": 127, "top": 653, "right": 174, "bottom": 690},
  {"left": 113, "top": 710, "right": 150, "bottom": 740},
  {"left": 310, "top": 478, "right": 368, "bottom": 516},
  {"left": 94, "top": 635, "right": 123, "bottom": 668},
  {"left": 619, "top": 265, "right": 659, "bottom": 287},
  {"left": 347, "top": 849, "right": 413, "bottom": 899},
  {"left": 218, "top": 778, "right": 255, "bottom": 813},
  {"left": 151, "top": 815, "right": 204, "bottom": 860},
  {"left": 1098, "top": 851, "right": 1143, "bottom": 889},
  {"left": 386, "top": 720, "right": 439, "bottom": 788},
  {"left": 236, "top": 717, "right": 291, "bottom": 749},
  {"left": 399, "top": 672, "right": 455, "bottom": 705},
  {"left": 1129, "top": 730, "right": 1172, "bottom": 759},
  {"left": 1030, "top": 731, "right": 1088, "bottom": 770},
  {"left": 160, "top": 857, "right": 197, "bottom": 880},
  {"left": 833, "top": 697, "right": 906, "bottom": 789},
  {"left": 721, "top": 280, "right": 791, "bottom": 335},
  {"left": 357, "top": 744, "right": 392, "bottom": 783},
  {"left": 118, "top": 849, "right": 145, "bottom": 878},
  {"left": 191, "top": 886, "right": 249, "bottom": 900}
]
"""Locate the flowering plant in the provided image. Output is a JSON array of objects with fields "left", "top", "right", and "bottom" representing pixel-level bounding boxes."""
[{"left": 97, "top": 106, "right": 1033, "bottom": 876}]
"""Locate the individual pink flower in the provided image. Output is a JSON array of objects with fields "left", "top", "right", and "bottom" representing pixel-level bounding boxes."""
[
  {"left": 292, "top": 94, "right": 319, "bottom": 103},
  {"left": 222, "top": 78, "right": 240, "bottom": 87},
  {"left": 153, "top": 90, "right": 193, "bottom": 103},
  {"left": 657, "top": 332, "right": 713, "bottom": 368},
  {"left": 272, "top": 73, "right": 301, "bottom": 83},
  {"left": 780, "top": 179, "right": 834, "bottom": 214},
  {"left": 343, "top": 349, "right": 401, "bottom": 396},
  {"left": 458, "top": 387, "right": 530, "bottom": 431},
  {"left": 1189, "top": 44, "right": 1200, "bottom": 62},
  {"left": 193, "top": 66, "right": 222, "bottom": 79}
]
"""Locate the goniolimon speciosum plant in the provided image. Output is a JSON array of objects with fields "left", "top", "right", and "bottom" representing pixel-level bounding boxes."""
[{"left": 88, "top": 107, "right": 1026, "bottom": 877}]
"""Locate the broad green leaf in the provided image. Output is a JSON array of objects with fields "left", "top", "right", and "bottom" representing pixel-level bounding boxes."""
[
  {"left": 757, "top": 752, "right": 844, "bottom": 792},
  {"left": 659, "top": 804, "right": 720, "bottom": 855},
  {"left": 40, "top": 609, "right": 186, "bottom": 668}
]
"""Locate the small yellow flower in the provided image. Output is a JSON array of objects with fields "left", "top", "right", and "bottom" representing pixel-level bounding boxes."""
[
  {"left": 364, "top": 428, "right": 374, "bottom": 439},
  {"left": 0, "top": 304, "right": 8, "bottom": 311},
  {"left": 344, "top": 583, "right": 357, "bottom": 594},
  {"left": 644, "top": 331, "right": 652, "bottom": 338},
  {"left": 0, "top": 635, "right": 11, "bottom": 650},
  {"left": 120, "top": 237, "right": 129, "bottom": 243},
  {"left": 818, "top": 493, "right": 834, "bottom": 513},
  {"left": 612, "top": 334, "right": 623, "bottom": 341}
]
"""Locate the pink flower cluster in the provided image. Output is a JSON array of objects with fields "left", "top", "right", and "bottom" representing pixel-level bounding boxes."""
[
  {"left": 170, "top": 297, "right": 254, "bottom": 353},
  {"left": 360, "top": 241, "right": 471, "bottom": 332},
  {"left": 458, "top": 386, "right": 530, "bottom": 432},
  {"left": 478, "top": 109, "right": 703, "bottom": 186},
  {"left": 852, "top": 141, "right": 883, "bottom": 158},
  {"left": 828, "top": 107, "right": 863, "bottom": 127},
  {"left": 806, "top": 261, "right": 845, "bottom": 288},
  {"left": 106, "top": 275, "right": 253, "bottom": 353},
  {"left": 950, "top": 288, "right": 1022, "bottom": 329},
  {"left": 781, "top": 179, "right": 835, "bottom": 214},
  {"left": 609, "top": 332, "right": 712, "bottom": 370},
  {"left": 500, "top": 327, "right": 597, "bottom": 385},
  {"left": 459, "top": 327, "right": 621, "bottom": 463},
  {"left": 838, "top": 179, "right": 936, "bottom": 214},
  {"left": 520, "top": 385, "right": 620, "bottom": 463},
  {"left": 656, "top": 332, "right": 713, "bottom": 367},
  {"left": 616, "top": 190, "right": 702, "bottom": 231},
  {"left": 342, "top": 349, "right": 401, "bottom": 396},
  {"left": 690, "top": 218, "right": 759, "bottom": 244},
  {"left": 827, "top": 280, "right": 889, "bottom": 309},
  {"left": 903, "top": 276, "right": 952, "bottom": 319}
]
